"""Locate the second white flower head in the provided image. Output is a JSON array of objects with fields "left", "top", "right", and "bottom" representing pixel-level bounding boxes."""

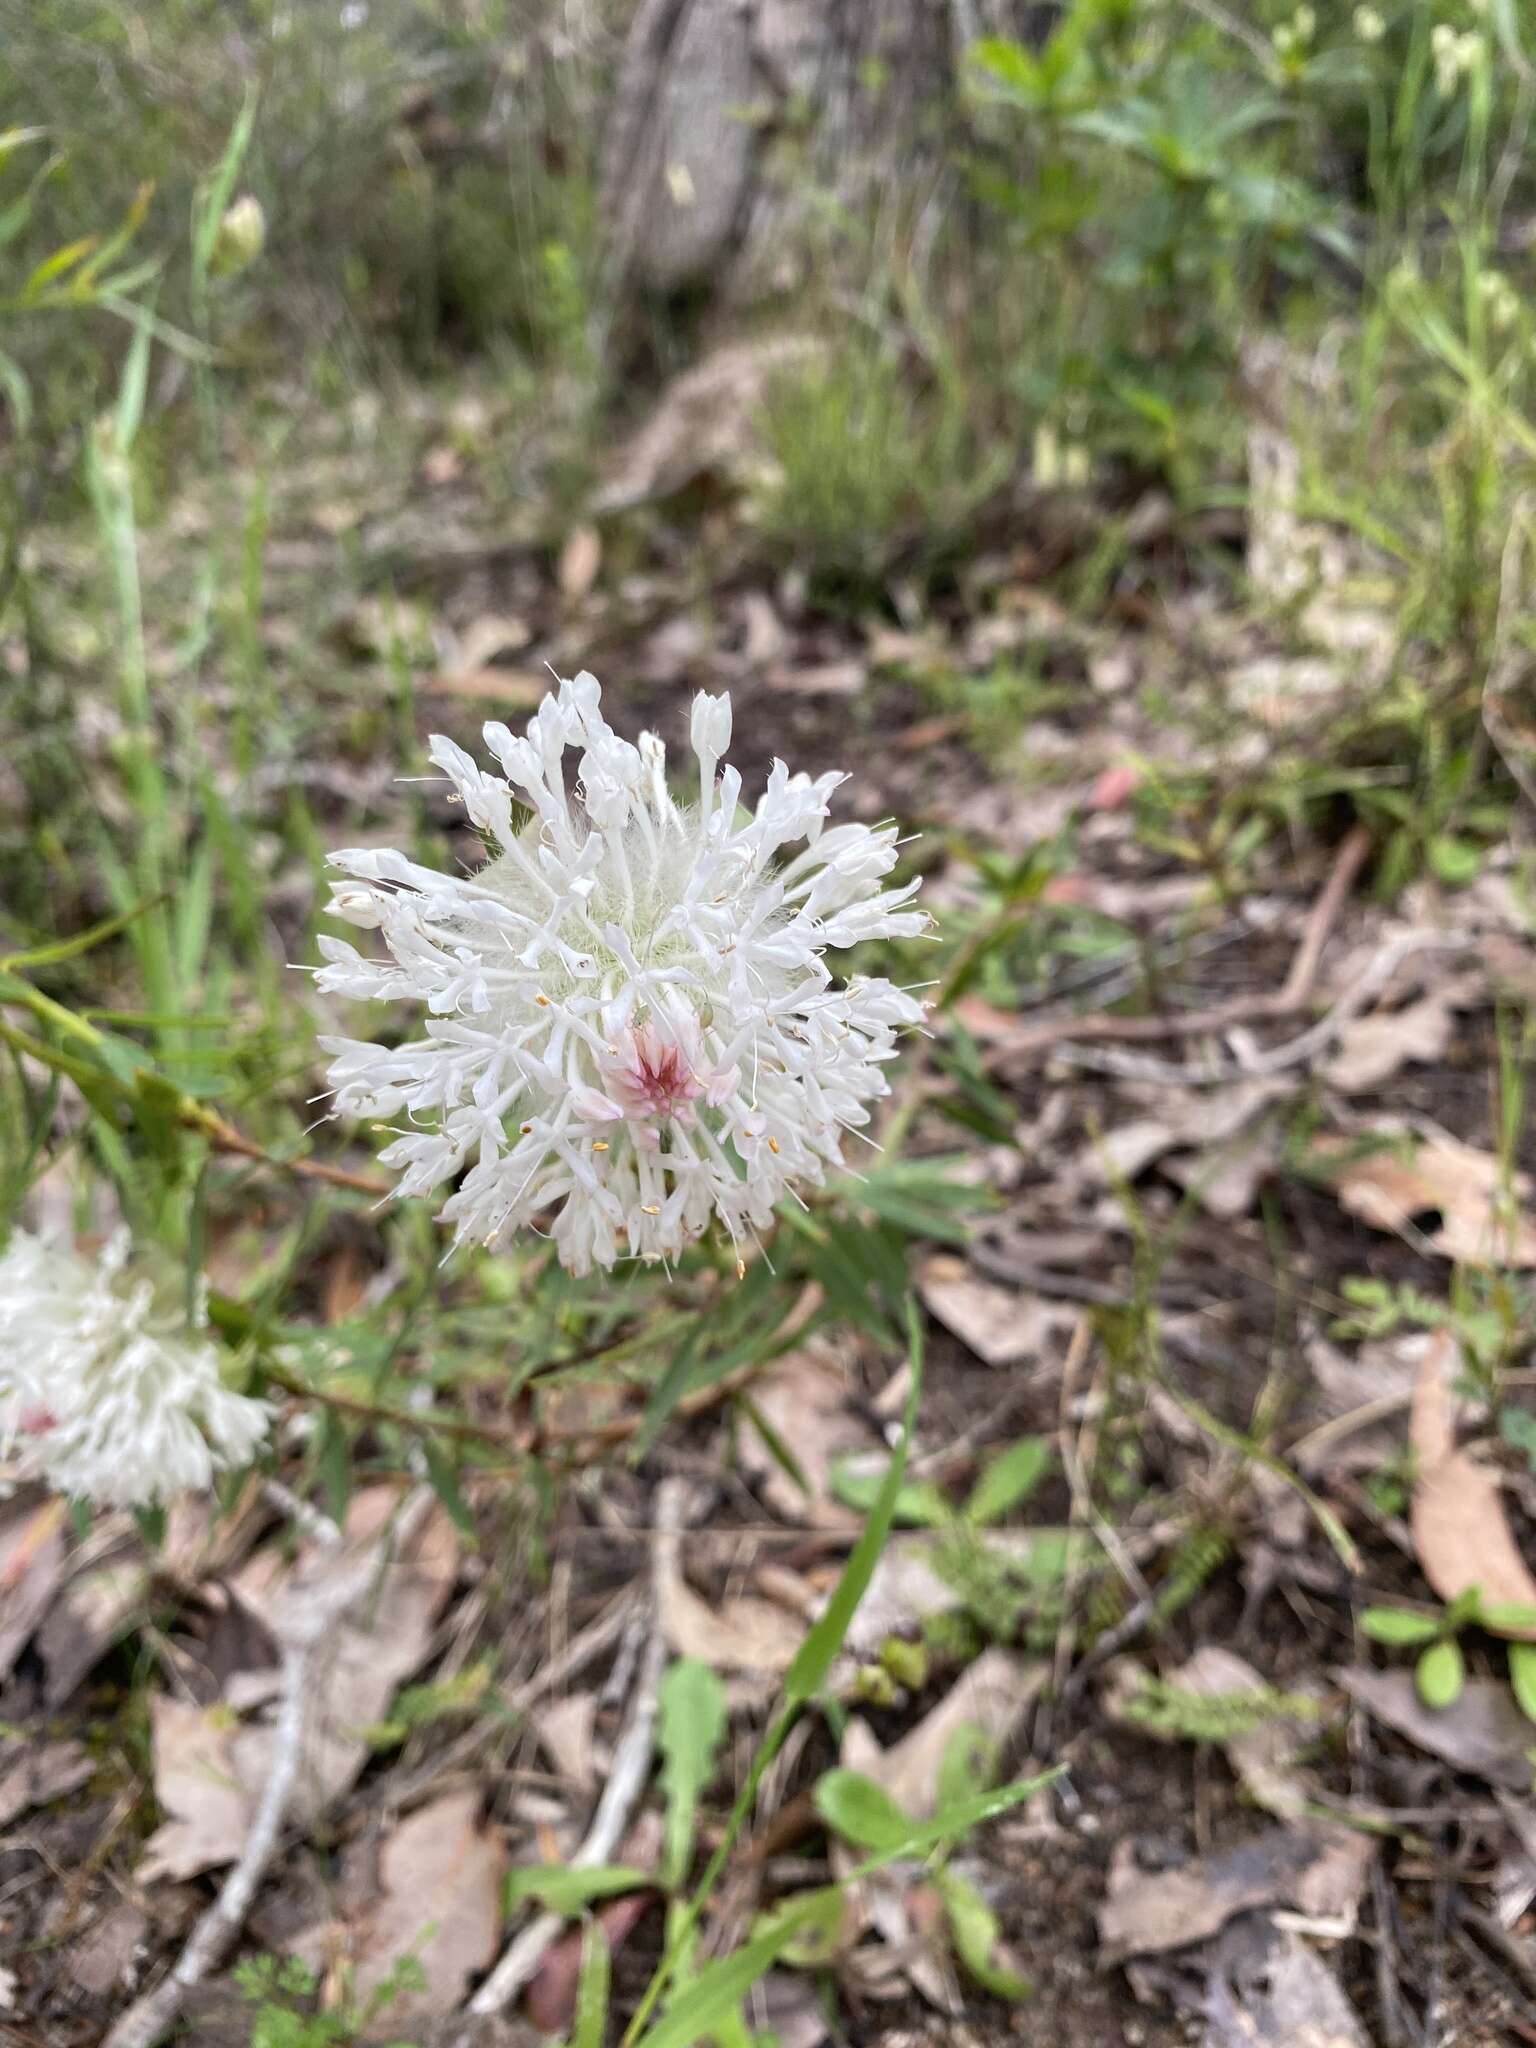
[{"left": 318, "top": 674, "right": 927, "bottom": 1273}]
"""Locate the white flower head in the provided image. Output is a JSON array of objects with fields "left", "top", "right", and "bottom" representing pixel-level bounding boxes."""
[
  {"left": 1432, "top": 21, "right": 1482, "bottom": 92},
  {"left": 1353, "top": 4, "right": 1385, "bottom": 40},
  {"left": 317, "top": 673, "right": 928, "bottom": 1275},
  {"left": 0, "top": 1230, "right": 269, "bottom": 1506}
]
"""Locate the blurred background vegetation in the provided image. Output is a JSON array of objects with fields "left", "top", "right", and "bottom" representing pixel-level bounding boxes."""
[{"left": 5, "top": 0, "right": 1534, "bottom": 1319}]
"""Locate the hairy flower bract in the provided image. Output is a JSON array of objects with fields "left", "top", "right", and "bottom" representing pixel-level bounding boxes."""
[
  {"left": 317, "top": 673, "right": 927, "bottom": 1273},
  {"left": 0, "top": 1230, "right": 269, "bottom": 1506}
]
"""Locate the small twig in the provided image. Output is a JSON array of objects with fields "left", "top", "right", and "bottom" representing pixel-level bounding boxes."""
[
  {"left": 104, "top": 1638, "right": 311, "bottom": 2048},
  {"left": 1040, "top": 1314, "right": 1098, "bottom": 1754},
  {"left": 1372, "top": 1853, "right": 1411, "bottom": 2048},
  {"left": 103, "top": 1489, "right": 431, "bottom": 2048},
  {"left": 1041, "top": 928, "right": 1475, "bottom": 1087},
  {"left": 986, "top": 827, "right": 1370, "bottom": 1070},
  {"left": 506, "top": 1591, "right": 642, "bottom": 1716},
  {"left": 260, "top": 1477, "right": 343, "bottom": 1549},
  {"left": 263, "top": 1359, "right": 530, "bottom": 1453},
  {"left": 197, "top": 1107, "right": 390, "bottom": 1197},
  {"left": 459, "top": 1483, "right": 680, "bottom": 2027}
]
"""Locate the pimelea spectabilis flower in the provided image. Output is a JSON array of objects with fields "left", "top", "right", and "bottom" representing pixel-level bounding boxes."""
[
  {"left": 0, "top": 1230, "right": 269, "bottom": 1506},
  {"left": 316, "top": 673, "right": 927, "bottom": 1275}
]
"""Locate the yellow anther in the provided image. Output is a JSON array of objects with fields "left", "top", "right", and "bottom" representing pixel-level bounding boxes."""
[
  {"left": 736, "top": 1257, "right": 746, "bottom": 1279},
  {"left": 534, "top": 993, "right": 550, "bottom": 1007},
  {"left": 519, "top": 1122, "right": 534, "bottom": 1135},
  {"left": 767, "top": 1136, "right": 780, "bottom": 1155},
  {"left": 593, "top": 1140, "right": 609, "bottom": 1152},
  {"left": 640, "top": 1203, "right": 661, "bottom": 1216}
]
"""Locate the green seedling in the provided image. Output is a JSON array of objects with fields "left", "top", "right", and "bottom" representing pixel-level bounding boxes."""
[{"left": 1362, "top": 1588, "right": 1536, "bottom": 1717}]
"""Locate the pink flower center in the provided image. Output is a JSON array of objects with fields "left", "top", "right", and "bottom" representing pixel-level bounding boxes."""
[{"left": 612, "top": 1028, "right": 705, "bottom": 1122}]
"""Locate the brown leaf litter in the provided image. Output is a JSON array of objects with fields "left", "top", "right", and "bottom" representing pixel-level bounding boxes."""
[
  {"left": 1320, "top": 1128, "right": 1536, "bottom": 1267},
  {"left": 138, "top": 1487, "right": 457, "bottom": 1883},
  {"left": 289, "top": 1787, "right": 507, "bottom": 2023},
  {"left": 1102, "top": 1646, "right": 1325, "bottom": 1822},
  {"left": 1336, "top": 1666, "right": 1536, "bottom": 1789},
  {"left": 1098, "top": 1823, "right": 1373, "bottom": 1966},
  {"left": 1409, "top": 1328, "right": 1536, "bottom": 1628}
]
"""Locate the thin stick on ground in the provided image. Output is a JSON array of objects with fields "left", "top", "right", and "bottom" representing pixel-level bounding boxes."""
[
  {"left": 103, "top": 1489, "right": 431, "bottom": 2048},
  {"left": 457, "top": 1482, "right": 682, "bottom": 2030},
  {"left": 103, "top": 1637, "right": 311, "bottom": 2048},
  {"left": 985, "top": 825, "right": 1371, "bottom": 1071}
]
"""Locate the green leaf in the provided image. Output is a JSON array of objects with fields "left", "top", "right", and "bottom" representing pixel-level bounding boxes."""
[
  {"left": 1499, "top": 1406, "right": 1536, "bottom": 1468},
  {"left": 312, "top": 1405, "right": 353, "bottom": 1529},
  {"left": 20, "top": 233, "right": 99, "bottom": 298},
  {"left": 830, "top": 1457, "right": 952, "bottom": 1529},
  {"left": 422, "top": 1437, "right": 478, "bottom": 1543},
  {"left": 936, "top": 1725, "right": 1000, "bottom": 1815},
  {"left": 936, "top": 1868, "right": 1032, "bottom": 2000},
  {"left": 571, "top": 1915, "right": 613, "bottom": 2048},
  {"left": 0, "top": 346, "right": 30, "bottom": 433},
  {"left": 751, "top": 1884, "right": 850, "bottom": 1967},
  {"left": 1416, "top": 1635, "right": 1466, "bottom": 1709},
  {"left": 783, "top": 1299, "right": 923, "bottom": 1709},
  {"left": 1510, "top": 1643, "right": 1536, "bottom": 1725},
  {"left": 964, "top": 1436, "right": 1052, "bottom": 1526},
  {"left": 630, "top": 1894, "right": 836, "bottom": 2048},
  {"left": 969, "top": 36, "right": 1043, "bottom": 96},
  {"left": 1477, "top": 1600, "right": 1536, "bottom": 1638},
  {"left": 658, "top": 1659, "right": 728, "bottom": 1890},
  {"left": 1427, "top": 835, "right": 1482, "bottom": 886},
  {"left": 1360, "top": 1606, "right": 1444, "bottom": 1647},
  {"left": 504, "top": 1866, "right": 649, "bottom": 1915},
  {"left": 812, "top": 1770, "right": 914, "bottom": 1855},
  {"left": 193, "top": 89, "right": 260, "bottom": 277},
  {"left": 113, "top": 307, "right": 154, "bottom": 453}
]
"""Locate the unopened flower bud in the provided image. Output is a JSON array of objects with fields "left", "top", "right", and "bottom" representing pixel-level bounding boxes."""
[{"left": 209, "top": 194, "right": 266, "bottom": 278}]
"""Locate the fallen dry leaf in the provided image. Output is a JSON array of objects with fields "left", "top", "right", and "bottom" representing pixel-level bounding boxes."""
[
  {"left": 40, "top": 1554, "right": 147, "bottom": 1706},
  {"left": 658, "top": 1568, "right": 803, "bottom": 1675},
  {"left": 1336, "top": 1666, "right": 1536, "bottom": 1788},
  {"left": 557, "top": 524, "right": 602, "bottom": 598},
  {"left": 917, "top": 1254, "right": 1078, "bottom": 1369},
  {"left": 0, "top": 1738, "right": 92, "bottom": 1827},
  {"left": 1321, "top": 979, "right": 1477, "bottom": 1094},
  {"left": 0, "top": 1494, "right": 66, "bottom": 1682},
  {"left": 1484, "top": 934, "right": 1536, "bottom": 1005},
  {"left": 1098, "top": 1824, "right": 1372, "bottom": 1966},
  {"left": 738, "top": 1339, "right": 866, "bottom": 1527},
  {"left": 1408, "top": 1328, "right": 1536, "bottom": 1632},
  {"left": 534, "top": 1692, "right": 597, "bottom": 1792},
  {"left": 452, "top": 614, "right": 531, "bottom": 668},
  {"left": 847, "top": 1648, "right": 1044, "bottom": 1821},
  {"left": 592, "top": 335, "right": 822, "bottom": 511},
  {"left": 1161, "top": 1913, "right": 1371, "bottom": 2048},
  {"left": 738, "top": 590, "right": 789, "bottom": 666},
  {"left": 1163, "top": 1125, "right": 1283, "bottom": 1221},
  {"left": 1093, "top": 1080, "right": 1293, "bottom": 1221},
  {"left": 139, "top": 1488, "right": 458, "bottom": 1881},
  {"left": 763, "top": 658, "right": 867, "bottom": 698},
  {"left": 67, "top": 1901, "right": 150, "bottom": 2002},
  {"left": 843, "top": 1529, "right": 1084, "bottom": 1659},
  {"left": 1322, "top": 1131, "right": 1536, "bottom": 1266},
  {"left": 523, "top": 1891, "right": 654, "bottom": 2035},
  {"left": 137, "top": 1696, "right": 249, "bottom": 1885},
  {"left": 431, "top": 667, "right": 549, "bottom": 709},
  {"left": 292, "top": 1788, "right": 506, "bottom": 2023},
  {"left": 654, "top": 1484, "right": 803, "bottom": 1674}
]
